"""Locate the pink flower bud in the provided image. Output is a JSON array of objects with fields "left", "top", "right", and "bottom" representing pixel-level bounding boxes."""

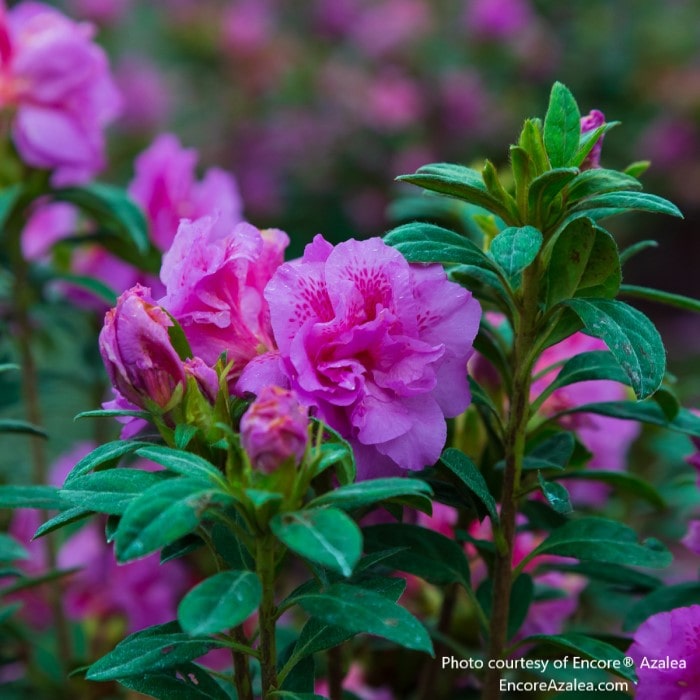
[
  {"left": 580, "top": 109, "right": 605, "bottom": 170},
  {"left": 240, "top": 386, "right": 309, "bottom": 473},
  {"left": 99, "top": 285, "right": 186, "bottom": 409}
]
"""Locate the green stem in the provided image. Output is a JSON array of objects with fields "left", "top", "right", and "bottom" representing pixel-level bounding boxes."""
[
  {"left": 257, "top": 534, "right": 279, "bottom": 698},
  {"left": 231, "top": 627, "right": 255, "bottom": 700},
  {"left": 482, "top": 262, "right": 540, "bottom": 700}
]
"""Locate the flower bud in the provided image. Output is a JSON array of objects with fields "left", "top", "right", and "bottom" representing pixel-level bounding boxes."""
[
  {"left": 99, "top": 285, "right": 186, "bottom": 410},
  {"left": 240, "top": 386, "right": 309, "bottom": 473},
  {"left": 580, "top": 109, "right": 605, "bottom": 170}
]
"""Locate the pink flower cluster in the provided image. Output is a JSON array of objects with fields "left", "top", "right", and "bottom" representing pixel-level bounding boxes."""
[
  {"left": 0, "top": 1, "right": 121, "bottom": 183},
  {"left": 238, "top": 235, "right": 481, "bottom": 477}
]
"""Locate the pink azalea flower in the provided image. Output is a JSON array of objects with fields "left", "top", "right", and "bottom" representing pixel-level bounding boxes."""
[
  {"left": 316, "top": 663, "right": 393, "bottom": 700},
  {"left": 681, "top": 520, "right": 700, "bottom": 555},
  {"left": 464, "top": 0, "right": 534, "bottom": 40},
  {"left": 239, "top": 235, "right": 481, "bottom": 477},
  {"left": 20, "top": 200, "right": 77, "bottom": 261},
  {"left": 531, "top": 332, "right": 640, "bottom": 505},
  {"left": 159, "top": 216, "right": 289, "bottom": 372},
  {"left": 128, "top": 133, "right": 243, "bottom": 251},
  {"left": 0, "top": 1, "right": 121, "bottom": 184},
  {"left": 627, "top": 605, "right": 700, "bottom": 699},
  {"left": 114, "top": 57, "right": 170, "bottom": 132}
]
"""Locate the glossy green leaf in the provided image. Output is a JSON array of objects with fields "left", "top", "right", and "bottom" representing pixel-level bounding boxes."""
[
  {"left": 61, "top": 469, "right": 168, "bottom": 516},
  {"left": 543, "top": 561, "right": 661, "bottom": 593},
  {"left": 537, "top": 472, "right": 572, "bottom": 514},
  {"left": 178, "top": 570, "right": 261, "bottom": 636},
  {"left": 52, "top": 183, "right": 149, "bottom": 253},
  {"left": 624, "top": 582, "right": 700, "bottom": 631},
  {"left": 296, "top": 583, "right": 433, "bottom": 655},
  {"left": 119, "top": 663, "right": 230, "bottom": 700},
  {"left": 396, "top": 163, "right": 510, "bottom": 220},
  {"left": 64, "top": 440, "right": 153, "bottom": 485},
  {"left": 135, "top": 446, "right": 224, "bottom": 486},
  {"left": 384, "top": 222, "right": 498, "bottom": 270},
  {"left": 518, "top": 119, "right": 549, "bottom": 175},
  {"left": 308, "top": 478, "right": 432, "bottom": 511},
  {"left": 522, "top": 433, "right": 576, "bottom": 471},
  {"left": 620, "top": 284, "right": 700, "bottom": 314},
  {"left": 573, "top": 121, "right": 620, "bottom": 167},
  {"left": 571, "top": 191, "right": 683, "bottom": 219},
  {"left": 441, "top": 448, "right": 498, "bottom": 523},
  {"left": 509, "top": 145, "right": 532, "bottom": 215},
  {"left": 522, "top": 633, "right": 636, "bottom": 683},
  {"left": 160, "top": 534, "right": 204, "bottom": 564},
  {"left": 363, "top": 523, "right": 471, "bottom": 588},
  {"left": 624, "top": 160, "right": 651, "bottom": 178},
  {"left": 86, "top": 623, "right": 219, "bottom": 681},
  {"left": 312, "top": 421, "right": 355, "bottom": 485},
  {"left": 546, "top": 219, "right": 620, "bottom": 307},
  {"left": 543, "top": 82, "right": 581, "bottom": 167},
  {"left": 554, "top": 471, "right": 663, "bottom": 508},
  {"left": 33, "top": 507, "right": 92, "bottom": 539},
  {"left": 75, "top": 409, "right": 150, "bottom": 421},
  {"left": 564, "top": 298, "right": 665, "bottom": 399},
  {"left": 271, "top": 508, "right": 362, "bottom": 577},
  {"left": 521, "top": 517, "right": 671, "bottom": 570},
  {"left": 0, "top": 533, "right": 29, "bottom": 562},
  {"left": 567, "top": 169, "right": 642, "bottom": 201},
  {"left": 0, "top": 485, "right": 61, "bottom": 509},
  {"left": 489, "top": 226, "right": 542, "bottom": 279},
  {"left": 115, "top": 478, "right": 230, "bottom": 563},
  {"left": 528, "top": 167, "right": 579, "bottom": 219}
]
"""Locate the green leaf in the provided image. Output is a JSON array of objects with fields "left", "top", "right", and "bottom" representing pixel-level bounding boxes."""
[
  {"left": 174, "top": 424, "right": 199, "bottom": 450},
  {"left": 522, "top": 633, "right": 636, "bottom": 683},
  {"left": 0, "top": 419, "right": 47, "bottom": 438},
  {"left": 384, "top": 222, "right": 498, "bottom": 270},
  {"left": 86, "top": 624, "right": 219, "bottom": 681},
  {"left": 64, "top": 440, "right": 154, "bottom": 485},
  {"left": 396, "top": 163, "right": 510, "bottom": 220},
  {"left": 308, "top": 478, "right": 432, "bottom": 512},
  {"left": 545, "top": 219, "right": 620, "bottom": 307},
  {"left": 537, "top": 472, "right": 572, "bottom": 514},
  {"left": 441, "top": 448, "right": 498, "bottom": 523},
  {"left": 161, "top": 534, "right": 204, "bottom": 564},
  {"left": 574, "top": 121, "right": 620, "bottom": 167},
  {"left": 135, "top": 446, "right": 225, "bottom": 486},
  {"left": 624, "top": 160, "right": 651, "bottom": 178},
  {"left": 270, "top": 693, "right": 325, "bottom": 700},
  {"left": 567, "top": 169, "right": 642, "bottom": 201},
  {"left": 477, "top": 574, "right": 533, "bottom": 639},
  {"left": 542, "top": 561, "right": 661, "bottom": 593},
  {"left": 61, "top": 469, "right": 168, "bottom": 515},
  {"left": 509, "top": 145, "right": 532, "bottom": 215},
  {"left": 119, "top": 663, "right": 231, "bottom": 700},
  {"left": 178, "top": 570, "right": 261, "bottom": 636},
  {"left": 554, "top": 471, "right": 664, "bottom": 508},
  {"left": 75, "top": 409, "right": 150, "bottom": 421},
  {"left": 555, "top": 401, "right": 700, "bottom": 438},
  {"left": 115, "top": 478, "right": 231, "bottom": 562},
  {"left": 363, "top": 523, "right": 471, "bottom": 588},
  {"left": 296, "top": 583, "right": 433, "bottom": 655},
  {"left": 518, "top": 119, "right": 548, "bottom": 174},
  {"left": 619, "top": 240, "right": 658, "bottom": 265},
  {"left": 528, "top": 168, "right": 579, "bottom": 221},
  {"left": 0, "top": 533, "right": 29, "bottom": 562},
  {"left": 312, "top": 421, "right": 355, "bottom": 485},
  {"left": 652, "top": 387, "right": 680, "bottom": 421},
  {"left": 624, "top": 582, "right": 700, "bottom": 631},
  {"left": 0, "top": 184, "right": 23, "bottom": 233},
  {"left": 482, "top": 159, "right": 518, "bottom": 218},
  {"left": 48, "top": 273, "right": 117, "bottom": 306},
  {"left": 0, "top": 485, "right": 61, "bottom": 509},
  {"left": 489, "top": 226, "right": 543, "bottom": 279},
  {"left": 543, "top": 82, "right": 581, "bottom": 167},
  {"left": 571, "top": 191, "right": 683, "bottom": 219},
  {"left": 564, "top": 298, "right": 665, "bottom": 399},
  {"left": 33, "top": 507, "right": 92, "bottom": 539},
  {"left": 449, "top": 265, "right": 514, "bottom": 311},
  {"left": 271, "top": 508, "right": 362, "bottom": 577},
  {"left": 522, "top": 433, "right": 576, "bottom": 471},
  {"left": 52, "top": 183, "right": 149, "bottom": 254},
  {"left": 620, "top": 284, "right": 700, "bottom": 314},
  {"left": 520, "top": 517, "right": 672, "bottom": 571}
]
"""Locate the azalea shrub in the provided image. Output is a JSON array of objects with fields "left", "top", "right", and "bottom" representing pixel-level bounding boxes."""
[{"left": 1, "top": 3, "right": 700, "bottom": 700}]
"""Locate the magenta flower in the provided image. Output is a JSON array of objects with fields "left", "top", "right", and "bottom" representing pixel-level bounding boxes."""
[
  {"left": 128, "top": 133, "right": 243, "bottom": 251},
  {"left": 20, "top": 200, "right": 77, "bottom": 261},
  {"left": 464, "top": 0, "right": 534, "bottom": 40},
  {"left": 0, "top": 1, "right": 121, "bottom": 184},
  {"left": 681, "top": 520, "right": 700, "bottom": 555},
  {"left": 627, "top": 605, "right": 700, "bottom": 699},
  {"left": 580, "top": 109, "right": 606, "bottom": 169},
  {"left": 239, "top": 235, "right": 481, "bottom": 477},
  {"left": 240, "top": 386, "right": 309, "bottom": 473},
  {"left": 159, "top": 216, "right": 289, "bottom": 373},
  {"left": 99, "top": 284, "right": 186, "bottom": 410}
]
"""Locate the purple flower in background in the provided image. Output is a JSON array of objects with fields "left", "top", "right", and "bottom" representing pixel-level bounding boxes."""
[
  {"left": 68, "top": 0, "right": 130, "bottom": 25},
  {"left": 20, "top": 200, "right": 77, "bottom": 261},
  {"left": 681, "top": 520, "right": 700, "bottom": 555},
  {"left": 241, "top": 386, "right": 309, "bottom": 473},
  {"left": 99, "top": 284, "right": 186, "bottom": 409},
  {"left": 580, "top": 109, "right": 606, "bottom": 169},
  {"left": 316, "top": 663, "right": 393, "bottom": 700},
  {"left": 128, "top": 133, "right": 243, "bottom": 251},
  {"left": 464, "top": 0, "right": 534, "bottom": 40},
  {"left": 0, "top": 1, "right": 121, "bottom": 183},
  {"left": 627, "top": 605, "right": 700, "bottom": 699},
  {"left": 114, "top": 57, "right": 170, "bottom": 132},
  {"left": 531, "top": 332, "right": 640, "bottom": 505},
  {"left": 239, "top": 235, "right": 481, "bottom": 477},
  {"left": 159, "top": 216, "right": 288, "bottom": 373}
]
